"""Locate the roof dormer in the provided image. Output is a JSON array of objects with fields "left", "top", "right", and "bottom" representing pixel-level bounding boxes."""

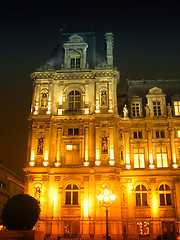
[{"left": 63, "top": 34, "right": 88, "bottom": 70}]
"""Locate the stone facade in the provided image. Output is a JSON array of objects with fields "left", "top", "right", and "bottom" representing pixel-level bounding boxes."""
[{"left": 24, "top": 30, "right": 180, "bottom": 239}]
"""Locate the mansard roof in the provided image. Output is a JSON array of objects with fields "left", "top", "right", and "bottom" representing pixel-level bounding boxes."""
[{"left": 127, "top": 79, "right": 180, "bottom": 104}]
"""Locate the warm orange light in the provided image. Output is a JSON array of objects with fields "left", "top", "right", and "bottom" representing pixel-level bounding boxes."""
[
  {"left": 43, "top": 161, "right": 48, "bottom": 166},
  {"left": 66, "top": 145, "right": 73, "bottom": 150},
  {"left": 95, "top": 160, "right": 101, "bottom": 166},
  {"left": 97, "top": 194, "right": 103, "bottom": 201},
  {"left": 29, "top": 161, "right": 35, "bottom": 166},
  {"left": 83, "top": 161, "right": 89, "bottom": 166},
  {"left": 110, "top": 194, "right": 116, "bottom": 201}
]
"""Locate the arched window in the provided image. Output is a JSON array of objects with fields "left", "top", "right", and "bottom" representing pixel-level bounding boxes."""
[
  {"left": 135, "top": 184, "right": 148, "bottom": 206},
  {"left": 159, "top": 184, "right": 172, "bottom": 206},
  {"left": 70, "top": 51, "right": 81, "bottom": 69},
  {"left": 65, "top": 184, "right": 79, "bottom": 205},
  {"left": 68, "top": 90, "right": 81, "bottom": 110}
]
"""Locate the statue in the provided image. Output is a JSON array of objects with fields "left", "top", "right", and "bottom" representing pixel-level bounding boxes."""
[
  {"left": 123, "top": 105, "right": 128, "bottom": 117},
  {"left": 101, "top": 136, "right": 108, "bottom": 154},
  {"left": 167, "top": 103, "right": 173, "bottom": 117},
  {"left": 144, "top": 104, "right": 150, "bottom": 116},
  {"left": 101, "top": 90, "right": 108, "bottom": 106},
  {"left": 37, "top": 137, "right": 44, "bottom": 155}
]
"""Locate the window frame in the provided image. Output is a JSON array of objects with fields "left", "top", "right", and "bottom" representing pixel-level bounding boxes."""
[
  {"left": 137, "top": 221, "right": 150, "bottom": 236},
  {"left": 153, "top": 101, "right": 162, "bottom": 116},
  {"left": 174, "top": 101, "right": 180, "bottom": 116},
  {"left": 131, "top": 102, "right": 140, "bottom": 117},
  {"left": 156, "top": 146, "right": 168, "bottom": 168},
  {"left": 65, "top": 184, "right": 79, "bottom": 206},
  {"left": 68, "top": 90, "right": 81, "bottom": 110},
  {"left": 159, "top": 184, "right": 172, "bottom": 206},
  {"left": 133, "top": 148, "right": 145, "bottom": 168},
  {"left": 135, "top": 184, "right": 148, "bottom": 206}
]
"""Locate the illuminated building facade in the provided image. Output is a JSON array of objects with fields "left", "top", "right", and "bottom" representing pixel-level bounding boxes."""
[{"left": 24, "top": 30, "right": 180, "bottom": 240}]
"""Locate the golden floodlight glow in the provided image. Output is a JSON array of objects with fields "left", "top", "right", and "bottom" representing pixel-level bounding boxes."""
[
  {"left": 95, "top": 160, "right": 101, "bottom": 166},
  {"left": 58, "top": 109, "right": 63, "bottom": 115},
  {"left": 66, "top": 145, "right": 73, "bottom": 150},
  {"left": 55, "top": 162, "right": 60, "bottom": 167},
  {"left": 43, "top": 161, "right": 48, "bottom": 166},
  {"left": 85, "top": 108, "right": 89, "bottom": 114},
  {"left": 83, "top": 161, "right": 89, "bottom": 166},
  {"left": 31, "top": 150, "right": 35, "bottom": 161},
  {"left": 173, "top": 163, "right": 178, "bottom": 168},
  {"left": 29, "top": 161, "right": 35, "bottom": 166}
]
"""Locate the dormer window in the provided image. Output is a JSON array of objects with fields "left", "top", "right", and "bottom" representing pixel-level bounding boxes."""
[
  {"left": 174, "top": 101, "right": 180, "bottom": 116},
  {"left": 153, "top": 101, "right": 161, "bottom": 116},
  {"left": 129, "top": 96, "right": 143, "bottom": 118},
  {"left": 70, "top": 51, "right": 81, "bottom": 69},
  {"left": 146, "top": 87, "right": 166, "bottom": 118}
]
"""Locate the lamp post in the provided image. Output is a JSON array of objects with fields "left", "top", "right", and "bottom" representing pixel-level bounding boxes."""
[{"left": 97, "top": 186, "right": 116, "bottom": 240}]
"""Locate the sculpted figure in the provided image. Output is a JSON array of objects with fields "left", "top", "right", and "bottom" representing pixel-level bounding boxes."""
[
  {"left": 167, "top": 103, "right": 173, "bottom": 117},
  {"left": 123, "top": 105, "right": 128, "bottom": 117}
]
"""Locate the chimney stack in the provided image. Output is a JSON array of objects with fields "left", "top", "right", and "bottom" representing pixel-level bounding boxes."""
[{"left": 105, "top": 32, "right": 114, "bottom": 67}]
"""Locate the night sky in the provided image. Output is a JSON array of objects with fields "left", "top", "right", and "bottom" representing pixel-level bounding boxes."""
[{"left": 0, "top": 2, "right": 180, "bottom": 177}]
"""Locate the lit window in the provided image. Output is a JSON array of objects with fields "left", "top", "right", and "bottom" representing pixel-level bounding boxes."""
[
  {"left": 133, "top": 131, "right": 142, "bottom": 139},
  {"left": 65, "top": 184, "right": 79, "bottom": 205},
  {"left": 156, "top": 146, "right": 168, "bottom": 168},
  {"left": 174, "top": 101, "right": 180, "bottom": 116},
  {"left": 70, "top": 52, "right": 81, "bottom": 69},
  {"left": 137, "top": 221, "right": 150, "bottom": 236},
  {"left": 135, "top": 184, "right": 148, "bottom": 206},
  {"left": 68, "top": 128, "right": 79, "bottom": 135},
  {"left": 156, "top": 131, "right": 165, "bottom": 138},
  {"left": 133, "top": 148, "right": 145, "bottom": 168},
  {"left": 159, "top": 184, "right": 172, "bottom": 206},
  {"left": 69, "top": 90, "right": 81, "bottom": 110},
  {"left": 178, "top": 130, "right": 180, "bottom": 138},
  {"left": 131, "top": 103, "right": 140, "bottom": 117},
  {"left": 65, "top": 144, "right": 79, "bottom": 165},
  {"left": 153, "top": 101, "right": 161, "bottom": 116}
]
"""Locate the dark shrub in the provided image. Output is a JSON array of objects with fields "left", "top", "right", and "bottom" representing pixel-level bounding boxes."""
[{"left": 2, "top": 194, "right": 40, "bottom": 230}]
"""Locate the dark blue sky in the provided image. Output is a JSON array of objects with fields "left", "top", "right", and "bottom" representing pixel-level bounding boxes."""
[{"left": 0, "top": 2, "right": 180, "bottom": 176}]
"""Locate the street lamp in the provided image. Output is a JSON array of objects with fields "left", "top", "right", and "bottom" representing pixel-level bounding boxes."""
[{"left": 97, "top": 186, "right": 116, "bottom": 240}]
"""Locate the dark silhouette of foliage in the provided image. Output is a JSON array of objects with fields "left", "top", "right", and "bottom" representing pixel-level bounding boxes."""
[{"left": 2, "top": 194, "right": 40, "bottom": 230}]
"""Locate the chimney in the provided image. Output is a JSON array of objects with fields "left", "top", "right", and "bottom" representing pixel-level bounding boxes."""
[{"left": 105, "top": 32, "right": 114, "bottom": 67}]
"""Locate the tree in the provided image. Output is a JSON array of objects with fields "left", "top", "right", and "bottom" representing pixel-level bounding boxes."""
[{"left": 2, "top": 194, "right": 40, "bottom": 231}]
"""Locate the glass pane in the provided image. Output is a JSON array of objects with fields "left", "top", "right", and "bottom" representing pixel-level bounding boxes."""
[
  {"left": 157, "top": 154, "right": 162, "bottom": 168},
  {"left": 136, "top": 193, "right": 141, "bottom": 206},
  {"left": 66, "top": 184, "right": 71, "bottom": 190},
  {"left": 162, "top": 154, "right": 168, "bottom": 167},
  {"left": 74, "top": 128, "right": 79, "bottom": 135},
  {"left": 75, "top": 91, "right": 80, "bottom": 95},
  {"left": 140, "top": 154, "right": 145, "bottom": 168},
  {"left": 142, "top": 193, "right": 147, "bottom": 206},
  {"left": 166, "top": 194, "right": 172, "bottom": 205},
  {"left": 65, "top": 192, "right": 71, "bottom": 205},
  {"left": 165, "top": 184, "right": 170, "bottom": 190},
  {"left": 142, "top": 185, "right": 147, "bottom": 191},
  {"left": 68, "top": 128, "right": 73, "bottom": 135},
  {"left": 134, "top": 132, "right": 137, "bottom": 139},
  {"left": 135, "top": 185, "right": 140, "bottom": 191},
  {"left": 73, "top": 184, "right": 78, "bottom": 190},
  {"left": 138, "top": 132, "right": 142, "bottom": 138},
  {"left": 73, "top": 192, "right": 78, "bottom": 205},
  {"left": 160, "top": 194, "right": 165, "bottom": 206},
  {"left": 134, "top": 154, "right": 139, "bottom": 168},
  {"left": 159, "top": 185, "right": 164, "bottom": 191}
]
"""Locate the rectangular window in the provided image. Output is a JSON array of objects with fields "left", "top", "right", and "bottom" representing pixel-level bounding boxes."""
[
  {"left": 142, "top": 193, "right": 148, "bottom": 206},
  {"left": 132, "top": 103, "right": 140, "bottom": 117},
  {"left": 156, "top": 146, "right": 168, "bottom": 168},
  {"left": 133, "top": 131, "right": 142, "bottom": 139},
  {"left": 65, "top": 144, "right": 80, "bottom": 165},
  {"left": 134, "top": 148, "right": 145, "bottom": 168},
  {"left": 156, "top": 131, "right": 165, "bottom": 138},
  {"left": 177, "top": 130, "right": 180, "bottom": 138},
  {"left": 68, "top": 128, "right": 79, "bottom": 135},
  {"left": 166, "top": 194, "right": 172, "bottom": 206},
  {"left": 153, "top": 101, "right": 161, "bottom": 116},
  {"left": 174, "top": 101, "right": 180, "bottom": 116}
]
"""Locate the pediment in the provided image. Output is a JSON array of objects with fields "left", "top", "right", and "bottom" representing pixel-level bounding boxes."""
[
  {"left": 69, "top": 34, "right": 84, "bottom": 43},
  {"left": 148, "top": 87, "right": 164, "bottom": 95}
]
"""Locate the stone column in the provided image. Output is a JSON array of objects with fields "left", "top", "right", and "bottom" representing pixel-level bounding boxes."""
[
  {"left": 169, "top": 127, "right": 178, "bottom": 168},
  {"left": 124, "top": 130, "right": 131, "bottom": 168},
  {"left": 95, "top": 123, "right": 101, "bottom": 165}
]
